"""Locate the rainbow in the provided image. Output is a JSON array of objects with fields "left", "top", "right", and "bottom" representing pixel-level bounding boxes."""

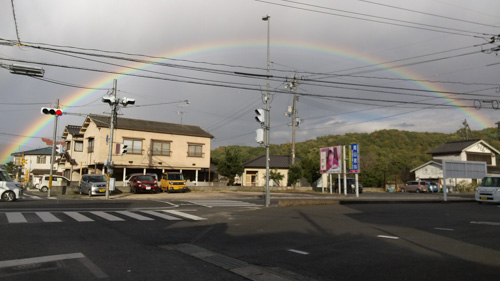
[{"left": 0, "top": 40, "right": 493, "bottom": 163}]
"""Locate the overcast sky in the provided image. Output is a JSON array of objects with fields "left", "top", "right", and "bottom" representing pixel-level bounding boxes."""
[{"left": 1, "top": 0, "right": 500, "bottom": 162}]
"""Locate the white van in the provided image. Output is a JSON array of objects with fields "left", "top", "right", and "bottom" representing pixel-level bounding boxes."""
[
  {"left": 475, "top": 175, "right": 500, "bottom": 203},
  {"left": 38, "top": 175, "right": 70, "bottom": 193},
  {"left": 0, "top": 168, "right": 23, "bottom": 202}
]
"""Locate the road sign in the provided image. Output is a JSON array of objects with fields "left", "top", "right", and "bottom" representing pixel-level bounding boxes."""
[{"left": 348, "top": 143, "right": 360, "bottom": 174}]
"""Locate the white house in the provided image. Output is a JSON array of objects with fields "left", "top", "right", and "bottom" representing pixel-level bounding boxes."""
[{"left": 411, "top": 139, "right": 500, "bottom": 186}]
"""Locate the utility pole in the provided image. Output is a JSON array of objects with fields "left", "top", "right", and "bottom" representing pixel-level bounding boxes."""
[
  {"left": 262, "top": 15, "right": 271, "bottom": 207},
  {"left": 286, "top": 74, "right": 300, "bottom": 165},
  {"left": 105, "top": 79, "right": 117, "bottom": 200},
  {"left": 47, "top": 99, "right": 59, "bottom": 198}
]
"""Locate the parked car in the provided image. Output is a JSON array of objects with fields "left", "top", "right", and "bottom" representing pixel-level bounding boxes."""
[
  {"left": 402, "top": 181, "right": 428, "bottom": 193},
  {"left": 129, "top": 175, "right": 159, "bottom": 193},
  {"left": 334, "top": 178, "right": 363, "bottom": 194},
  {"left": 475, "top": 175, "right": 500, "bottom": 203},
  {"left": 79, "top": 174, "right": 107, "bottom": 196},
  {"left": 38, "top": 175, "right": 70, "bottom": 193},
  {"left": 32, "top": 176, "right": 42, "bottom": 189},
  {"left": 0, "top": 168, "right": 23, "bottom": 202},
  {"left": 428, "top": 182, "right": 439, "bottom": 192},
  {"left": 160, "top": 172, "right": 187, "bottom": 193},
  {"left": 124, "top": 173, "right": 158, "bottom": 186}
]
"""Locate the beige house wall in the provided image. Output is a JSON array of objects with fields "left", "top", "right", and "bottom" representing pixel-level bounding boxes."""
[
  {"left": 63, "top": 120, "right": 211, "bottom": 182},
  {"left": 243, "top": 168, "right": 288, "bottom": 187}
]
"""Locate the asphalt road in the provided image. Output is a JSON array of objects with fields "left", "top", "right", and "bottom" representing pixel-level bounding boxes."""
[{"left": 0, "top": 191, "right": 498, "bottom": 280}]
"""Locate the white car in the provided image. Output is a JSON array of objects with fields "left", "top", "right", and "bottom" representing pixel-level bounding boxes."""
[
  {"left": 476, "top": 175, "right": 500, "bottom": 203},
  {"left": 0, "top": 168, "right": 23, "bottom": 202},
  {"left": 38, "top": 175, "right": 70, "bottom": 193}
]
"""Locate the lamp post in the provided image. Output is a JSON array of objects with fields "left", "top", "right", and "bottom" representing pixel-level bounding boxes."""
[{"left": 262, "top": 15, "right": 271, "bottom": 207}]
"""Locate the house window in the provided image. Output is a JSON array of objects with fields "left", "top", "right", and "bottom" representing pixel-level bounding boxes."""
[
  {"left": 74, "top": 141, "right": 83, "bottom": 152},
  {"left": 188, "top": 143, "right": 203, "bottom": 157},
  {"left": 88, "top": 138, "right": 94, "bottom": 153},
  {"left": 124, "top": 139, "right": 142, "bottom": 154},
  {"left": 152, "top": 141, "right": 171, "bottom": 156},
  {"left": 466, "top": 153, "right": 491, "bottom": 165},
  {"left": 36, "top": 156, "right": 46, "bottom": 164}
]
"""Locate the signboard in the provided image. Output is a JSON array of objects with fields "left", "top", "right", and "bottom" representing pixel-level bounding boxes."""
[
  {"left": 320, "top": 146, "right": 342, "bottom": 174},
  {"left": 348, "top": 143, "right": 360, "bottom": 174}
]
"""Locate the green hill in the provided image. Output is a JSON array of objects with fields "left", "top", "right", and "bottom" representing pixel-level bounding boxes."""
[{"left": 212, "top": 128, "right": 500, "bottom": 187}]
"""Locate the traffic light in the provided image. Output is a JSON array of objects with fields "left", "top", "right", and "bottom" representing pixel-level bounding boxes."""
[
  {"left": 55, "top": 144, "right": 65, "bottom": 155},
  {"left": 121, "top": 97, "right": 135, "bottom": 107},
  {"left": 255, "top": 128, "right": 264, "bottom": 144},
  {"left": 41, "top": 107, "right": 63, "bottom": 116},
  {"left": 255, "top": 108, "right": 265, "bottom": 124},
  {"left": 120, "top": 144, "right": 128, "bottom": 155}
]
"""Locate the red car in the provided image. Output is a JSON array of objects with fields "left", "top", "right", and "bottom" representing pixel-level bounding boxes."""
[{"left": 128, "top": 175, "right": 159, "bottom": 194}]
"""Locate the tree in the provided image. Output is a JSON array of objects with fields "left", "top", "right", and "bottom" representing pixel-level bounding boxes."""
[
  {"left": 217, "top": 147, "right": 244, "bottom": 185},
  {"left": 269, "top": 169, "right": 284, "bottom": 186},
  {"left": 288, "top": 164, "right": 303, "bottom": 187},
  {"left": 5, "top": 161, "right": 16, "bottom": 175}
]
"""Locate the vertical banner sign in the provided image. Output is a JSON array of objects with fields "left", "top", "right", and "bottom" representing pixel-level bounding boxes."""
[
  {"left": 348, "top": 143, "right": 360, "bottom": 174},
  {"left": 320, "top": 146, "right": 342, "bottom": 174}
]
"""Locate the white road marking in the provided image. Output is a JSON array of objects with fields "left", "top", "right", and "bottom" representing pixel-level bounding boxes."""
[
  {"left": 470, "top": 221, "right": 500, "bottom": 226},
  {"left": 115, "top": 211, "right": 154, "bottom": 221},
  {"left": 6, "top": 212, "right": 27, "bottom": 223},
  {"left": 36, "top": 212, "right": 61, "bottom": 223},
  {"left": 140, "top": 210, "right": 181, "bottom": 220},
  {"left": 163, "top": 210, "right": 207, "bottom": 221},
  {"left": 377, "top": 235, "right": 399, "bottom": 240},
  {"left": 185, "top": 200, "right": 261, "bottom": 208},
  {"left": 64, "top": 211, "right": 94, "bottom": 222},
  {"left": 288, "top": 249, "right": 309, "bottom": 255},
  {"left": 0, "top": 252, "right": 85, "bottom": 268},
  {"left": 434, "top": 227, "right": 454, "bottom": 231},
  {"left": 90, "top": 211, "right": 125, "bottom": 221}
]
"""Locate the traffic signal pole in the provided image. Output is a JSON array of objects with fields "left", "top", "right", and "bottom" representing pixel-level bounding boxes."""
[
  {"left": 105, "top": 79, "right": 117, "bottom": 200},
  {"left": 47, "top": 99, "right": 59, "bottom": 198}
]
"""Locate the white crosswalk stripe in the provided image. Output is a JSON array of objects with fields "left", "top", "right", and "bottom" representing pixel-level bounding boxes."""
[
  {"left": 36, "top": 212, "right": 61, "bottom": 223},
  {"left": 185, "top": 200, "right": 261, "bottom": 208},
  {"left": 90, "top": 211, "right": 125, "bottom": 221},
  {"left": 6, "top": 212, "right": 27, "bottom": 223},
  {"left": 1, "top": 209, "right": 205, "bottom": 224}
]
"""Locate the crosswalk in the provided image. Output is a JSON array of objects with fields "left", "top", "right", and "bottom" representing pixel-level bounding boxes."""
[
  {"left": 184, "top": 200, "right": 262, "bottom": 208},
  {"left": 1, "top": 209, "right": 206, "bottom": 224}
]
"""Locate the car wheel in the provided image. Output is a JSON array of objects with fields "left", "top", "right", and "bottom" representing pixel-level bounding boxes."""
[
  {"left": 132, "top": 187, "right": 137, "bottom": 194},
  {"left": 1, "top": 191, "right": 16, "bottom": 202},
  {"left": 88, "top": 189, "right": 92, "bottom": 197},
  {"left": 79, "top": 187, "right": 83, "bottom": 195},
  {"left": 40, "top": 186, "right": 48, "bottom": 192}
]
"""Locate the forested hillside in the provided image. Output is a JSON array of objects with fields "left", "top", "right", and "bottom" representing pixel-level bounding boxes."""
[{"left": 211, "top": 128, "right": 500, "bottom": 187}]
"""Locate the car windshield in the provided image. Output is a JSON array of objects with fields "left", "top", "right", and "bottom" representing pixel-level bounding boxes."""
[
  {"left": 168, "top": 174, "right": 184, "bottom": 180},
  {"left": 137, "top": 175, "right": 154, "bottom": 181},
  {"left": 0, "top": 170, "right": 12, "bottom": 181},
  {"left": 88, "top": 175, "right": 107, "bottom": 182},
  {"left": 481, "top": 176, "right": 500, "bottom": 187}
]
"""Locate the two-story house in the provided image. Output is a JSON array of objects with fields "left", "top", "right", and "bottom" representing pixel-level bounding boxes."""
[
  {"left": 60, "top": 114, "right": 213, "bottom": 185},
  {"left": 411, "top": 139, "right": 500, "bottom": 186},
  {"left": 11, "top": 147, "right": 53, "bottom": 182}
]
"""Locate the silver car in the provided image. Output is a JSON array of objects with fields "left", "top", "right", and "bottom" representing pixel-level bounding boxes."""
[
  {"left": 79, "top": 174, "right": 108, "bottom": 196},
  {"left": 0, "top": 169, "right": 23, "bottom": 202}
]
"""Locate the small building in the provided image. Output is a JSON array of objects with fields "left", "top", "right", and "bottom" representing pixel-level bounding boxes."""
[
  {"left": 242, "top": 155, "right": 297, "bottom": 187},
  {"left": 411, "top": 139, "right": 500, "bottom": 186}
]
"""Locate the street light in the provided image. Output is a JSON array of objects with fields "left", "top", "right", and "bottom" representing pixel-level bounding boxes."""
[
  {"left": 262, "top": 14, "right": 271, "bottom": 207},
  {"left": 9, "top": 64, "right": 45, "bottom": 77}
]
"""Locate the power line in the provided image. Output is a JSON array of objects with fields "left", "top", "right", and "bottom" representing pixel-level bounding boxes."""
[
  {"left": 254, "top": 0, "right": 495, "bottom": 38},
  {"left": 359, "top": 0, "right": 500, "bottom": 29}
]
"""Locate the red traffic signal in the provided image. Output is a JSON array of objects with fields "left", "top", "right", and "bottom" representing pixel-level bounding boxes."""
[{"left": 41, "top": 107, "right": 63, "bottom": 116}]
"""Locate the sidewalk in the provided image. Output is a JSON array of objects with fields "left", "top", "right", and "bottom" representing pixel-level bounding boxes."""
[{"left": 37, "top": 186, "right": 476, "bottom": 206}]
